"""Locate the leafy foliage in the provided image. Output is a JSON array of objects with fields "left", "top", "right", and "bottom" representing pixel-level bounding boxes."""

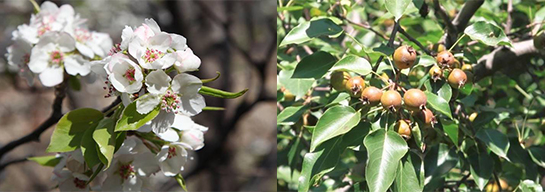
[{"left": 277, "top": 0, "right": 545, "bottom": 192}]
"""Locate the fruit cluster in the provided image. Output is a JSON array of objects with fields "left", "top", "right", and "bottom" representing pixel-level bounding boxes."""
[{"left": 330, "top": 45, "right": 473, "bottom": 140}]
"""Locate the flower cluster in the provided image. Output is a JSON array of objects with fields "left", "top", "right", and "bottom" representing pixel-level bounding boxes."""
[
  {"left": 49, "top": 17, "right": 207, "bottom": 192},
  {"left": 6, "top": 1, "right": 113, "bottom": 87}
]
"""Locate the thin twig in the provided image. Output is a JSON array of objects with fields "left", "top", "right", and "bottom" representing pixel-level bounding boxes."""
[
  {"left": 505, "top": 0, "right": 513, "bottom": 33},
  {"left": 398, "top": 27, "right": 432, "bottom": 55},
  {"left": 372, "top": 21, "right": 400, "bottom": 72},
  {"left": 433, "top": 0, "right": 456, "bottom": 34},
  {"left": 343, "top": 17, "right": 388, "bottom": 40}
]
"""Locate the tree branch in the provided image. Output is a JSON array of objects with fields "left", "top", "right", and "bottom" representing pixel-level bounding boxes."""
[
  {"left": 0, "top": 81, "right": 67, "bottom": 162},
  {"left": 372, "top": 21, "right": 400, "bottom": 72},
  {"left": 433, "top": 0, "right": 456, "bottom": 35},
  {"left": 473, "top": 39, "right": 539, "bottom": 82},
  {"left": 398, "top": 27, "right": 432, "bottom": 55},
  {"left": 441, "top": 0, "right": 484, "bottom": 48},
  {"left": 0, "top": 157, "right": 28, "bottom": 171}
]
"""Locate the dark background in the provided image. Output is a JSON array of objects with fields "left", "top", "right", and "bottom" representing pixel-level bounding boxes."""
[{"left": 0, "top": 0, "right": 276, "bottom": 191}]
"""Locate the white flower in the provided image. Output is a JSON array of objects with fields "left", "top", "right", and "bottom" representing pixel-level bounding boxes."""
[
  {"left": 101, "top": 137, "right": 159, "bottom": 192},
  {"left": 174, "top": 47, "right": 201, "bottom": 73},
  {"left": 135, "top": 70, "right": 205, "bottom": 134},
  {"left": 107, "top": 54, "right": 144, "bottom": 94},
  {"left": 128, "top": 18, "right": 176, "bottom": 70},
  {"left": 6, "top": 39, "right": 34, "bottom": 85},
  {"left": 11, "top": 24, "right": 39, "bottom": 44},
  {"left": 171, "top": 114, "right": 208, "bottom": 150},
  {"left": 156, "top": 144, "right": 188, "bottom": 177},
  {"left": 72, "top": 28, "right": 113, "bottom": 59},
  {"left": 28, "top": 31, "right": 90, "bottom": 87},
  {"left": 52, "top": 151, "right": 91, "bottom": 191},
  {"left": 30, "top": 1, "right": 75, "bottom": 37}
]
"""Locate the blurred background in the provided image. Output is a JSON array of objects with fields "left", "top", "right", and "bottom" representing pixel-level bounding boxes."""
[{"left": 0, "top": 0, "right": 276, "bottom": 191}]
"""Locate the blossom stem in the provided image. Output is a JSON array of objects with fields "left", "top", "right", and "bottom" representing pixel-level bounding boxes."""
[{"left": 29, "top": 0, "right": 40, "bottom": 13}]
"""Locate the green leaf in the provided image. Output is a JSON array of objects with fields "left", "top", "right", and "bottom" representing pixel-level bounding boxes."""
[
  {"left": 364, "top": 129, "right": 409, "bottom": 192},
  {"left": 115, "top": 100, "right": 160, "bottom": 131},
  {"left": 199, "top": 86, "right": 247, "bottom": 99},
  {"left": 278, "top": 69, "right": 315, "bottom": 98},
  {"left": 202, "top": 106, "right": 225, "bottom": 111},
  {"left": 533, "top": 6, "right": 545, "bottom": 26},
  {"left": 292, "top": 51, "right": 337, "bottom": 79},
  {"left": 330, "top": 55, "right": 372, "bottom": 76},
  {"left": 473, "top": 111, "right": 498, "bottom": 128},
  {"left": 27, "top": 155, "right": 62, "bottom": 167},
  {"left": 464, "top": 21, "right": 511, "bottom": 47},
  {"left": 81, "top": 126, "right": 100, "bottom": 168},
  {"left": 476, "top": 128, "right": 510, "bottom": 161},
  {"left": 280, "top": 18, "right": 343, "bottom": 47},
  {"left": 424, "top": 144, "right": 458, "bottom": 188},
  {"left": 288, "top": 135, "right": 303, "bottom": 166},
  {"left": 92, "top": 118, "right": 116, "bottom": 169},
  {"left": 424, "top": 91, "right": 452, "bottom": 119},
  {"left": 277, "top": 6, "right": 304, "bottom": 12},
  {"left": 310, "top": 105, "right": 361, "bottom": 152},
  {"left": 298, "top": 137, "right": 343, "bottom": 192},
  {"left": 468, "top": 151, "right": 494, "bottom": 191},
  {"left": 384, "top": 0, "right": 411, "bottom": 21},
  {"left": 528, "top": 146, "right": 545, "bottom": 168},
  {"left": 69, "top": 76, "right": 81, "bottom": 91},
  {"left": 437, "top": 82, "right": 452, "bottom": 102},
  {"left": 86, "top": 163, "right": 104, "bottom": 185},
  {"left": 277, "top": 105, "right": 309, "bottom": 125},
  {"left": 443, "top": 120, "right": 459, "bottom": 146},
  {"left": 394, "top": 153, "right": 423, "bottom": 191},
  {"left": 47, "top": 108, "right": 104, "bottom": 152}
]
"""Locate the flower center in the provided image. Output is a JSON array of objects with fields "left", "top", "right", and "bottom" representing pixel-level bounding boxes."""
[
  {"left": 49, "top": 51, "right": 63, "bottom": 66},
  {"left": 73, "top": 178, "right": 87, "bottom": 189},
  {"left": 161, "top": 90, "right": 180, "bottom": 113},
  {"left": 123, "top": 68, "right": 136, "bottom": 83},
  {"left": 75, "top": 28, "right": 92, "bottom": 42},
  {"left": 109, "top": 43, "right": 122, "bottom": 56},
  {"left": 119, "top": 163, "right": 135, "bottom": 180},
  {"left": 142, "top": 49, "right": 164, "bottom": 63},
  {"left": 22, "top": 53, "right": 30, "bottom": 64},
  {"left": 38, "top": 24, "right": 51, "bottom": 36},
  {"left": 167, "top": 146, "right": 177, "bottom": 159}
]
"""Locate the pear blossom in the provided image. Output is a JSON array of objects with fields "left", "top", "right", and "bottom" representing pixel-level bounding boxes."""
[
  {"left": 156, "top": 144, "right": 188, "bottom": 177},
  {"left": 101, "top": 138, "right": 159, "bottom": 192},
  {"left": 135, "top": 70, "right": 205, "bottom": 134},
  {"left": 52, "top": 151, "right": 91, "bottom": 191},
  {"left": 28, "top": 31, "right": 91, "bottom": 87},
  {"left": 173, "top": 47, "right": 201, "bottom": 73},
  {"left": 6, "top": 39, "right": 35, "bottom": 85},
  {"left": 107, "top": 54, "right": 144, "bottom": 94}
]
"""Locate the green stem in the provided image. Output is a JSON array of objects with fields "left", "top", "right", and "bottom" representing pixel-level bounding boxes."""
[
  {"left": 201, "top": 71, "right": 221, "bottom": 83},
  {"left": 29, "top": 0, "right": 40, "bottom": 13},
  {"left": 344, "top": 32, "right": 365, "bottom": 49},
  {"left": 448, "top": 34, "right": 466, "bottom": 52},
  {"left": 202, "top": 106, "right": 225, "bottom": 111}
]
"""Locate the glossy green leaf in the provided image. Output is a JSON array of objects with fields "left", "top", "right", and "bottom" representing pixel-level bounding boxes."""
[
  {"left": 424, "top": 91, "right": 452, "bottom": 119},
  {"left": 424, "top": 144, "right": 458, "bottom": 186},
  {"left": 292, "top": 51, "right": 337, "bottom": 79},
  {"left": 310, "top": 105, "right": 361, "bottom": 152},
  {"left": 468, "top": 151, "right": 494, "bottom": 191},
  {"left": 278, "top": 70, "right": 315, "bottom": 98},
  {"left": 298, "top": 137, "right": 343, "bottom": 192},
  {"left": 384, "top": 0, "right": 411, "bottom": 21},
  {"left": 46, "top": 108, "right": 104, "bottom": 152},
  {"left": 476, "top": 128, "right": 510, "bottom": 161},
  {"left": 115, "top": 99, "right": 160, "bottom": 131},
  {"left": 528, "top": 146, "right": 545, "bottom": 168},
  {"left": 364, "top": 129, "right": 409, "bottom": 192},
  {"left": 175, "top": 174, "right": 188, "bottom": 191},
  {"left": 27, "top": 155, "right": 62, "bottom": 167},
  {"left": 443, "top": 120, "right": 459, "bottom": 146},
  {"left": 93, "top": 118, "right": 116, "bottom": 169},
  {"left": 280, "top": 18, "right": 343, "bottom": 47},
  {"left": 473, "top": 111, "right": 498, "bottom": 128},
  {"left": 81, "top": 126, "right": 100, "bottom": 168},
  {"left": 330, "top": 55, "right": 372, "bottom": 76},
  {"left": 199, "top": 86, "right": 247, "bottom": 99},
  {"left": 464, "top": 21, "right": 511, "bottom": 47},
  {"left": 393, "top": 153, "right": 423, "bottom": 192},
  {"left": 437, "top": 82, "right": 452, "bottom": 102},
  {"left": 277, "top": 105, "right": 309, "bottom": 125}
]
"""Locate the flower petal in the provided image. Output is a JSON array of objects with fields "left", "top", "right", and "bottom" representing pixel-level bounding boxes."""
[
  {"left": 39, "top": 66, "right": 64, "bottom": 87},
  {"left": 64, "top": 55, "right": 90, "bottom": 76},
  {"left": 28, "top": 44, "right": 54, "bottom": 73},
  {"left": 171, "top": 73, "right": 202, "bottom": 96},
  {"left": 151, "top": 110, "right": 175, "bottom": 134},
  {"left": 171, "top": 114, "right": 195, "bottom": 131},
  {"left": 156, "top": 127, "right": 180, "bottom": 142},
  {"left": 135, "top": 94, "right": 161, "bottom": 114},
  {"left": 75, "top": 42, "right": 94, "bottom": 58},
  {"left": 133, "top": 152, "right": 159, "bottom": 177},
  {"left": 122, "top": 175, "right": 142, "bottom": 192},
  {"left": 170, "top": 33, "right": 187, "bottom": 51},
  {"left": 180, "top": 129, "right": 205, "bottom": 150},
  {"left": 145, "top": 70, "right": 171, "bottom": 95},
  {"left": 179, "top": 94, "right": 206, "bottom": 116},
  {"left": 144, "top": 18, "right": 161, "bottom": 34},
  {"left": 174, "top": 48, "right": 201, "bottom": 72}
]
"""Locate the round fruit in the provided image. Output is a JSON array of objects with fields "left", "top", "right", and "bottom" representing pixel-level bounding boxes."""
[
  {"left": 448, "top": 69, "right": 467, "bottom": 89},
  {"left": 393, "top": 45, "right": 417, "bottom": 69},
  {"left": 461, "top": 64, "right": 473, "bottom": 72},
  {"left": 413, "top": 108, "right": 436, "bottom": 127},
  {"left": 360, "top": 86, "right": 383, "bottom": 106},
  {"left": 404, "top": 89, "right": 427, "bottom": 112},
  {"left": 331, "top": 71, "right": 350, "bottom": 91},
  {"left": 436, "top": 51, "right": 455, "bottom": 68},
  {"left": 429, "top": 65, "right": 442, "bottom": 81},
  {"left": 284, "top": 89, "right": 295, "bottom": 101},
  {"left": 396, "top": 120, "right": 412, "bottom": 139},
  {"left": 381, "top": 90, "right": 402, "bottom": 111},
  {"left": 345, "top": 76, "right": 365, "bottom": 97}
]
